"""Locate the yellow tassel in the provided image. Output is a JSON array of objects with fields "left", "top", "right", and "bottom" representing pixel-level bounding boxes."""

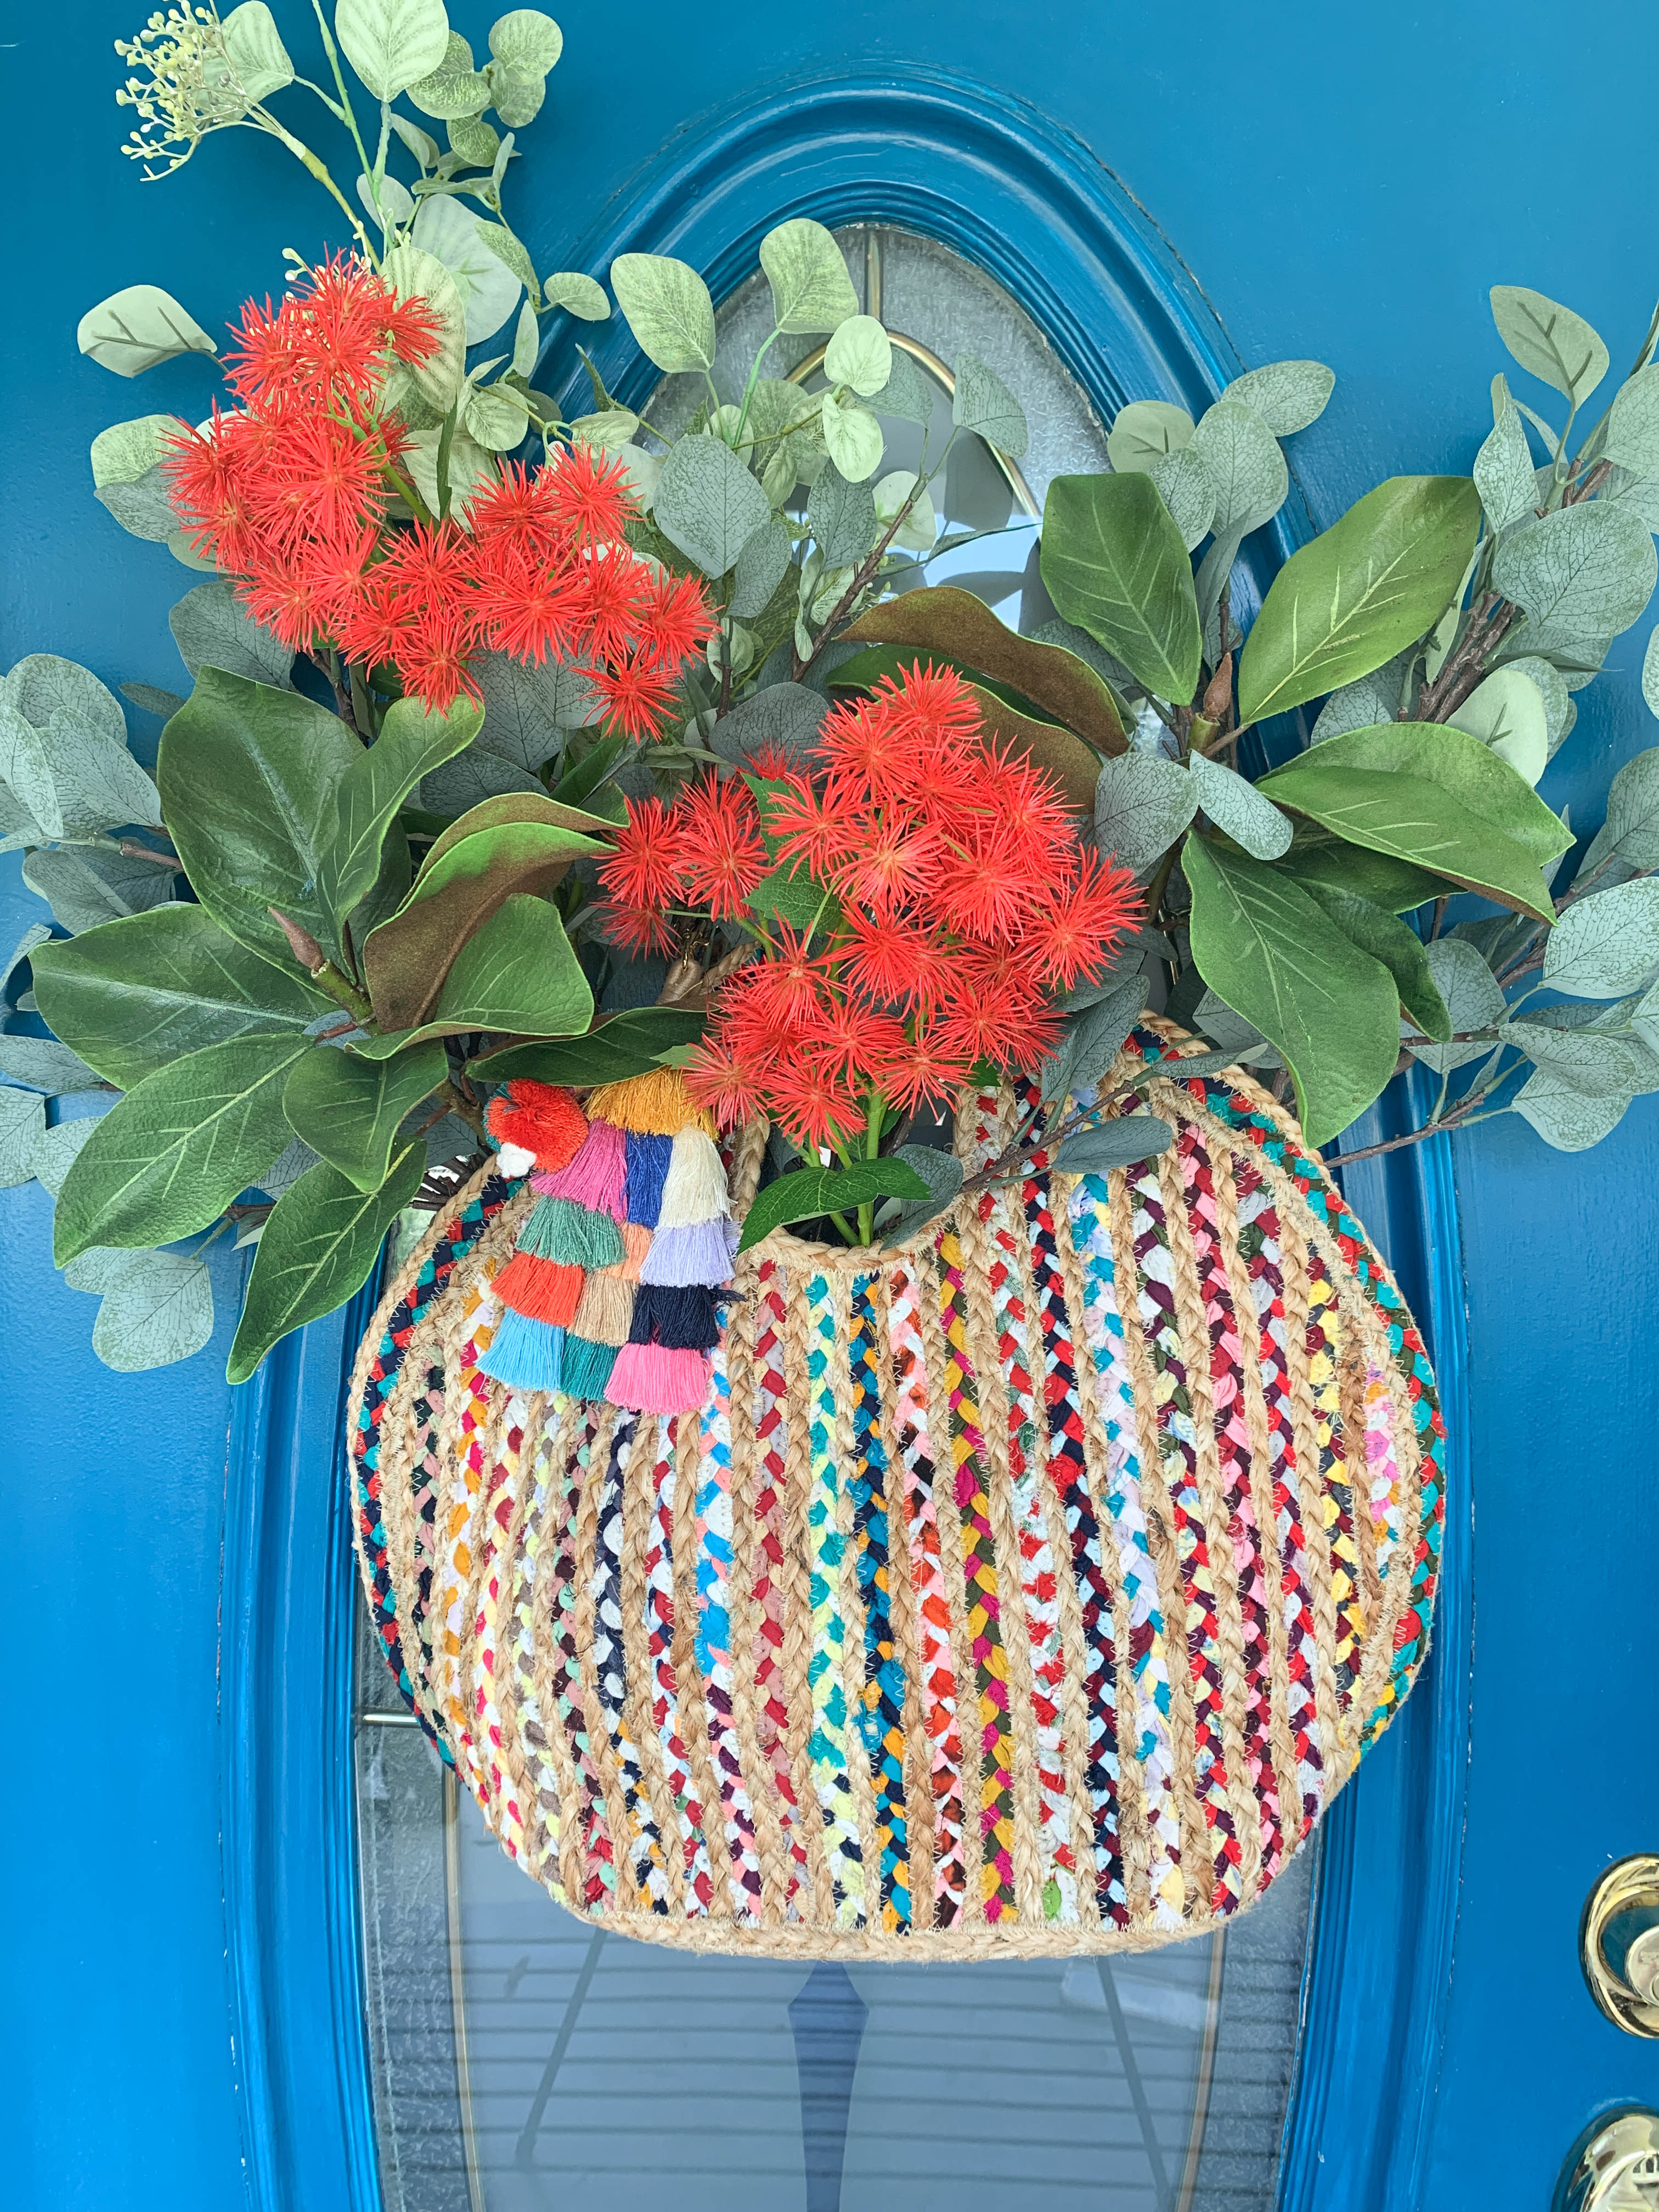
[{"left": 586, "top": 1066, "right": 713, "bottom": 1137}]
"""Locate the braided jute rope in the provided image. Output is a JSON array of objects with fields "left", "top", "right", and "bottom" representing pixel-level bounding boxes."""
[{"left": 346, "top": 1020, "right": 1446, "bottom": 1958}]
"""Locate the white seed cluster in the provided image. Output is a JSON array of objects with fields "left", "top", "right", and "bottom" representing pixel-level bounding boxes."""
[{"left": 114, "top": 6, "right": 251, "bottom": 177}]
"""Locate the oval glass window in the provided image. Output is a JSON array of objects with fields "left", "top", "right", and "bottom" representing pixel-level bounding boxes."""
[{"left": 354, "top": 227, "right": 1318, "bottom": 2212}]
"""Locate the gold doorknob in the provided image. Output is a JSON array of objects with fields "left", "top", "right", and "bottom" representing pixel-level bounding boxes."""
[
  {"left": 1582, "top": 1856, "right": 1659, "bottom": 2038},
  {"left": 1556, "top": 2110, "right": 1659, "bottom": 2212}
]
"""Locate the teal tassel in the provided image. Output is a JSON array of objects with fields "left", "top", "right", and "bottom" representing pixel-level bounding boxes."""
[
  {"left": 520, "top": 1196, "right": 624, "bottom": 1269},
  {"left": 561, "top": 1334, "right": 619, "bottom": 1400}
]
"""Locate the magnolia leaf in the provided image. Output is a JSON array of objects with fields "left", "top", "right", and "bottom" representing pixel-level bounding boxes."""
[
  {"left": 870, "top": 346, "right": 934, "bottom": 428},
  {"left": 1106, "top": 399, "right": 1194, "bottom": 473},
  {"left": 825, "top": 315, "right": 891, "bottom": 399},
  {"left": 1474, "top": 401, "right": 1538, "bottom": 533},
  {"left": 284, "top": 1037, "right": 447, "bottom": 1190},
  {"left": 477, "top": 1006, "right": 704, "bottom": 1087},
  {"left": 31, "top": 905, "right": 329, "bottom": 1090},
  {"left": 1490, "top": 285, "right": 1609, "bottom": 404},
  {"left": 1093, "top": 750, "right": 1198, "bottom": 874},
  {"left": 228, "top": 1143, "right": 425, "bottom": 1383},
  {"left": 1300, "top": 883, "right": 1449, "bottom": 1039},
  {"left": 1310, "top": 651, "right": 1413, "bottom": 742},
  {"left": 410, "top": 196, "right": 521, "bottom": 344},
  {"left": 543, "top": 270, "right": 609, "bottom": 321},
  {"left": 1148, "top": 445, "right": 1216, "bottom": 552},
  {"left": 1492, "top": 500, "right": 1658, "bottom": 655},
  {"left": 737, "top": 1158, "right": 930, "bottom": 1252},
  {"left": 53, "top": 1031, "right": 312, "bottom": 1261},
  {"left": 91, "top": 414, "right": 182, "bottom": 490},
  {"left": 0, "top": 1088, "right": 46, "bottom": 1186},
  {"left": 360, "top": 891, "right": 594, "bottom": 1051},
  {"left": 465, "top": 380, "right": 530, "bottom": 450},
  {"left": 953, "top": 352, "right": 1028, "bottom": 457},
  {"left": 654, "top": 435, "right": 770, "bottom": 578},
  {"left": 1189, "top": 396, "right": 1288, "bottom": 535},
  {"left": 1290, "top": 718, "right": 1568, "bottom": 865},
  {"left": 1185, "top": 835, "right": 1402, "bottom": 1143},
  {"left": 1513, "top": 1065, "right": 1629, "bottom": 1150},
  {"left": 489, "top": 8, "right": 563, "bottom": 72},
  {"left": 1403, "top": 939, "right": 1506, "bottom": 1071},
  {"left": 611, "top": 253, "right": 716, "bottom": 375},
  {"left": 0, "top": 1034, "right": 104, "bottom": 1093},
  {"left": 168, "top": 578, "right": 293, "bottom": 689},
  {"left": 1041, "top": 472, "right": 1201, "bottom": 703},
  {"left": 758, "top": 219, "right": 858, "bottom": 336},
  {"left": 157, "top": 667, "right": 370, "bottom": 974},
  {"left": 1542, "top": 877, "right": 1659, "bottom": 997},
  {"left": 730, "top": 517, "right": 794, "bottom": 620},
  {"left": 1449, "top": 667, "right": 1549, "bottom": 786},
  {"left": 317, "top": 693, "right": 481, "bottom": 949},
  {"left": 20, "top": 847, "right": 176, "bottom": 934},
  {"left": 1238, "top": 476, "right": 1481, "bottom": 724},
  {"left": 334, "top": 0, "right": 450, "bottom": 99},
  {"left": 1223, "top": 359, "right": 1335, "bottom": 436},
  {"left": 1052, "top": 1115, "right": 1175, "bottom": 1174},
  {"left": 1187, "top": 749, "right": 1293, "bottom": 859},
  {"left": 382, "top": 242, "right": 467, "bottom": 416},
  {"left": 820, "top": 393, "right": 883, "bottom": 483},
  {"left": 76, "top": 286, "right": 216, "bottom": 378}
]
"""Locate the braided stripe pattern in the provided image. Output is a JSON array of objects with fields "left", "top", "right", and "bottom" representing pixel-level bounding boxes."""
[
  {"left": 848, "top": 1273, "right": 912, "bottom": 1931},
  {"left": 805, "top": 1274, "right": 867, "bottom": 1926},
  {"left": 1306, "top": 1249, "right": 1364, "bottom": 1713},
  {"left": 750, "top": 1261, "right": 810, "bottom": 1907},
  {"left": 646, "top": 1423, "right": 718, "bottom": 1916},
  {"left": 693, "top": 1346, "right": 764, "bottom": 1921}
]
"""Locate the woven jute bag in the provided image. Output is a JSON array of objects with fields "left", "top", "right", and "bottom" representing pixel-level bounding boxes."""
[{"left": 347, "top": 1020, "right": 1445, "bottom": 1958}]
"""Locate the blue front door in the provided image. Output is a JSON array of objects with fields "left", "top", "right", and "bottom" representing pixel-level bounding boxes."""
[{"left": 6, "top": 8, "right": 1658, "bottom": 2210}]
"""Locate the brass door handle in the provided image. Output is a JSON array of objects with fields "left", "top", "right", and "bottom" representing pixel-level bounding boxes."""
[
  {"left": 1556, "top": 2111, "right": 1659, "bottom": 2212},
  {"left": 1582, "top": 1856, "right": 1659, "bottom": 2038}
]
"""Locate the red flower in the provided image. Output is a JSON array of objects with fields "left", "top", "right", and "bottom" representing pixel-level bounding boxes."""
[
  {"left": 684, "top": 1033, "right": 766, "bottom": 1128},
  {"left": 839, "top": 909, "right": 952, "bottom": 1009},
  {"left": 599, "top": 796, "right": 684, "bottom": 912},
  {"left": 675, "top": 776, "right": 770, "bottom": 919},
  {"left": 1018, "top": 849, "right": 1141, "bottom": 990},
  {"left": 634, "top": 569, "right": 717, "bottom": 668},
  {"left": 868, "top": 1019, "right": 974, "bottom": 1115},
  {"left": 768, "top": 1053, "right": 865, "bottom": 1151},
  {"left": 588, "top": 652, "right": 680, "bottom": 740}
]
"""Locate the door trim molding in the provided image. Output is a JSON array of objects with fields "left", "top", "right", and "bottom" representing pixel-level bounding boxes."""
[{"left": 219, "top": 66, "right": 1472, "bottom": 2212}]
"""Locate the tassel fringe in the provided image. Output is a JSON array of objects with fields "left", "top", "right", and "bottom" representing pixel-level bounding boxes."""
[
  {"left": 588, "top": 1067, "right": 713, "bottom": 1136},
  {"left": 639, "top": 1218, "right": 739, "bottom": 1287},
  {"left": 607, "top": 1341, "right": 710, "bottom": 1414},
  {"left": 478, "top": 1308, "right": 566, "bottom": 1393},
  {"left": 657, "top": 1128, "right": 732, "bottom": 1229}
]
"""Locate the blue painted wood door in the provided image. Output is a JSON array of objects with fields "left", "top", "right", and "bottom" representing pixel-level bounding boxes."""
[{"left": 5, "top": 7, "right": 1658, "bottom": 2209}]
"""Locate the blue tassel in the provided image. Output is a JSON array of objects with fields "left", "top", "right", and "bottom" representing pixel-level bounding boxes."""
[
  {"left": 623, "top": 1132, "right": 673, "bottom": 1227},
  {"left": 629, "top": 1282, "right": 721, "bottom": 1351},
  {"left": 478, "top": 1308, "right": 566, "bottom": 1392}
]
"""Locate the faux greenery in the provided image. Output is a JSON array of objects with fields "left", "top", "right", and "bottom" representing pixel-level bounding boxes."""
[{"left": 7, "top": 1, "right": 1659, "bottom": 1378}]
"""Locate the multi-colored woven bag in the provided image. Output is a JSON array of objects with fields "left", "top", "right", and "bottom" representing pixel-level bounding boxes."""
[{"left": 347, "top": 1019, "right": 1444, "bottom": 1959}]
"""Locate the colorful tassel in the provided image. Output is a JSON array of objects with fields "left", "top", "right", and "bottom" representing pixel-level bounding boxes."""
[
  {"left": 478, "top": 1308, "right": 566, "bottom": 1393},
  {"left": 619, "top": 1221, "right": 652, "bottom": 1281},
  {"left": 519, "top": 1196, "right": 625, "bottom": 1270},
  {"left": 622, "top": 1132, "right": 673, "bottom": 1227},
  {"left": 639, "top": 1218, "right": 740, "bottom": 1287},
  {"left": 656, "top": 1128, "right": 732, "bottom": 1229},
  {"left": 485, "top": 1080, "right": 587, "bottom": 1172},
  {"left": 492, "top": 1250, "right": 584, "bottom": 1327},
  {"left": 561, "top": 1335, "right": 619, "bottom": 1400},
  {"left": 572, "top": 1267, "right": 637, "bottom": 1347},
  {"left": 587, "top": 1066, "right": 714, "bottom": 1136},
  {"left": 607, "top": 1340, "right": 710, "bottom": 1414},
  {"left": 630, "top": 1282, "right": 721, "bottom": 1351},
  {"left": 533, "top": 1118, "right": 627, "bottom": 1218}
]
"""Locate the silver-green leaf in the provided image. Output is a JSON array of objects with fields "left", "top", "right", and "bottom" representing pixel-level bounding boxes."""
[
  {"left": 610, "top": 253, "right": 716, "bottom": 375},
  {"left": 1489, "top": 285, "right": 1609, "bottom": 404},
  {"left": 1223, "top": 359, "right": 1335, "bottom": 436},
  {"left": 76, "top": 286, "right": 216, "bottom": 378},
  {"left": 655, "top": 435, "right": 771, "bottom": 577}
]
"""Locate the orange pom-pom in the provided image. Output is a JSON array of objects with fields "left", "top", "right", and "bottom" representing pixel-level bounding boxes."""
[{"left": 485, "top": 1080, "right": 588, "bottom": 1171}]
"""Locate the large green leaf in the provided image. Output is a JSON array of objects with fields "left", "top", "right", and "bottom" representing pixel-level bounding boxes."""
[
  {"left": 363, "top": 795, "right": 612, "bottom": 1029},
  {"left": 284, "top": 1037, "right": 448, "bottom": 1190},
  {"left": 1184, "top": 834, "right": 1404, "bottom": 1144},
  {"left": 1256, "top": 763, "right": 1558, "bottom": 921},
  {"left": 30, "top": 906, "right": 330, "bottom": 1090},
  {"left": 1276, "top": 832, "right": 1448, "bottom": 915},
  {"left": 1300, "top": 883, "right": 1450, "bottom": 1039},
  {"left": 475, "top": 1006, "right": 706, "bottom": 1085},
  {"left": 357, "top": 893, "right": 594, "bottom": 1054},
  {"left": 839, "top": 586, "right": 1127, "bottom": 755},
  {"left": 1237, "top": 476, "right": 1481, "bottom": 724},
  {"left": 157, "top": 668, "right": 366, "bottom": 975},
  {"left": 736, "top": 1158, "right": 930, "bottom": 1253},
  {"left": 1040, "top": 472, "right": 1202, "bottom": 703},
  {"left": 53, "top": 1031, "right": 310, "bottom": 1261},
  {"left": 1286, "top": 720, "right": 1571, "bottom": 865},
  {"left": 227, "top": 1143, "right": 424, "bottom": 1384},
  {"left": 317, "top": 694, "right": 481, "bottom": 950}
]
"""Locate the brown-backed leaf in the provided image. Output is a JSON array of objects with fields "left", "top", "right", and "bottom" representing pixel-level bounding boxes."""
[
  {"left": 840, "top": 585, "right": 1128, "bottom": 756},
  {"left": 961, "top": 685, "right": 1099, "bottom": 814}
]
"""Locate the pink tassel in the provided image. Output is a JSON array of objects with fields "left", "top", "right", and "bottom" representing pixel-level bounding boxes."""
[
  {"left": 606, "top": 1341, "right": 710, "bottom": 1415},
  {"left": 529, "top": 1118, "right": 627, "bottom": 1219}
]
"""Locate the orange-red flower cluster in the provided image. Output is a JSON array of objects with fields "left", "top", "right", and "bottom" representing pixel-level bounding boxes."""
[
  {"left": 162, "top": 256, "right": 713, "bottom": 721},
  {"left": 600, "top": 663, "right": 1141, "bottom": 1147}
]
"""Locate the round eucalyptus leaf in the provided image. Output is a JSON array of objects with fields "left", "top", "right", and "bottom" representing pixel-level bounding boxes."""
[
  {"left": 334, "top": 0, "right": 450, "bottom": 99},
  {"left": 91, "top": 414, "right": 182, "bottom": 490},
  {"left": 1490, "top": 285, "right": 1609, "bottom": 405},
  {"left": 0, "top": 1088, "right": 46, "bottom": 1187},
  {"left": 1474, "top": 402, "right": 1537, "bottom": 533},
  {"left": 487, "top": 59, "right": 545, "bottom": 128},
  {"left": 358, "top": 170, "right": 415, "bottom": 227},
  {"left": 1543, "top": 877, "right": 1659, "bottom": 997},
  {"left": 1107, "top": 399, "right": 1194, "bottom": 473},
  {"left": 1449, "top": 667, "right": 1549, "bottom": 786},
  {"left": 465, "top": 381, "right": 531, "bottom": 452},
  {"left": 570, "top": 407, "right": 639, "bottom": 452},
  {"left": 1513, "top": 1064, "right": 1630, "bottom": 1150},
  {"left": 9, "top": 654, "right": 128, "bottom": 746},
  {"left": 390, "top": 113, "right": 441, "bottom": 167},
  {"left": 381, "top": 243, "right": 467, "bottom": 415},
  {"left": 758, "top": 218, "right": 859, "bottom": 336},
  {"left": 221, "top": 1, "right": 295, "bottom": 100},
  {"left": 1189, "top": 396, "right": 1288, "bottom": 536},
  {"left": 1492, "top": 499, "right": 1659, "bottom": 657},
  {"left": 410, "top": 198, "right": 522, "bottom": 344},
  {"left": 87, "top": 1248, "right": 216, "bottom": 1372},
  {"left": 952, "top": 351, "right": 1028, "bottom": 458},
  {"left": 544, "top": 270, "right": 609, "bottom": 321},
  {"left": 611, "top": 254, "right": 715, "bottom": 375},
  {"left": 873, "top": 470, "right": 938, "bottom": 553},
  {"left": 1222, "top": 359, "right": 1335, "bottom": 436},
  {"left": 1402, "top": 939, "right": 1506, "bottom": 1073},
  {"left": 488, "top": 8, "right": 563, "bottom": 73},
  {"left": 825, "top": 315, "right": 892, "bottom": 399},
  {"left": 655, "top": 433, "right": 770, "bottom": 577},
  {"left": 1187, "top": 749, "right": 1293, "bottom": 860},
  {"left": 1148, "top": 445, "right": 1215, "bottom": 552},
  {"left": 729, "top": 517, "right": 794, "bottom": 620},
  {"left": 77, "top": 286, "right": 216, "bottom": 379},
  {"left": 447, "top": 111, "right": 500, "bottom": 163},
  {"left": 95, "top": 466, "right": 178, "bottom": 543},
  {"left": 821, "top": 392, "right": 883, "bottom": 483},
  {"left": 1093, "top": 749, "right": 1199, "bottom": 876},
  {"left": 407, "top": 38, "right": 494, "bottom": 117}
]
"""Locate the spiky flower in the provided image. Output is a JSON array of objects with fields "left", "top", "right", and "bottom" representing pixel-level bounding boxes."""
[{"left": 115, "top": 6, "right": 255, "bottom": 177}]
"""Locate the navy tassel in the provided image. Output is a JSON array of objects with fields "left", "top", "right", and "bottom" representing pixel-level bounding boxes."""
[{"left": 629, "top": 1282, "right": 721, "bottom": 1352}]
